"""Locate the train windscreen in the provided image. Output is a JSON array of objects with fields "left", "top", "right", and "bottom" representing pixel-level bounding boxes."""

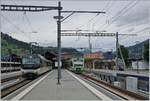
[{"left": 22, "top": 57, "right": 40, "bottom": 69}]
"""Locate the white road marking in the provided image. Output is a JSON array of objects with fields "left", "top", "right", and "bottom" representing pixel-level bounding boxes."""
[
  {"left": 66, "top": 70, "right": 112, "bottom": 100},
  {"left": 11, "top": 71, "right": 53, "bottom": 100}
]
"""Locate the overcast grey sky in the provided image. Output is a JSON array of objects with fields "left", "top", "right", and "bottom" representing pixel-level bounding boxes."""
[{"left": 1, "top": 0, "right": 150, "bottom": 52}]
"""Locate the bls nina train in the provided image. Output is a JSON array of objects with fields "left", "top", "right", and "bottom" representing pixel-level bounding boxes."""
[
  {"left": 70, "top": 58, "right": 84, "bottom": 74},
  {"left": 21, "top": 54, "right": 52, "bottom": 79}
]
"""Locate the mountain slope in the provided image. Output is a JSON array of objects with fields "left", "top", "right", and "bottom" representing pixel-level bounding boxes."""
[{"left": 1, "top": 32, "right": 81, "bottom": 57}]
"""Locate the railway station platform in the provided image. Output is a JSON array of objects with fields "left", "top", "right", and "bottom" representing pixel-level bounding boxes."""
[{"left": 11, "top": 69, "right": 111, "bottom": 100}]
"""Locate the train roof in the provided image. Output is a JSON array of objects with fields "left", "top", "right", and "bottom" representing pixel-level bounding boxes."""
[
  {"left": 22, "top": 54, "right": 52, "bottom": 63},
  {"left": 38, "top": 54, "right": 52, "bottom": 63}
]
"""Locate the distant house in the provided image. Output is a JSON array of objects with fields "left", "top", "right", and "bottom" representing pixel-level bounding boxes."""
[
  {"left": 61, "top": 52, "right": 73, "bottom": 60},
  {"left": 83, "top": 52, "right": 103, "bottom": 69},
  {"left": 44, "top": 51, "right": 57, "bottom": 62},
  {"left": 84, "top": 52, "right": 104, "bottom": 59}
]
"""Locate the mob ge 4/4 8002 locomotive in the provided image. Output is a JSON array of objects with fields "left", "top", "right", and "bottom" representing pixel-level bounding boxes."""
[{"left": 21, "top": 54, "right": 52, "bottom": 79}]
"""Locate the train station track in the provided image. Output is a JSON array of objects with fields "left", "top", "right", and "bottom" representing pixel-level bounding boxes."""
[
  {"left": 1, "top": 69, "right": 20, "bottom": 73},
  {"left": 1, "top": 75, "right": 22, "bottom": 83},
  {"left": 1, "top": 70, "right": 149, "bottom": 100},
  {"left": 81, "top": 73, "right": 148, "bottom": 100},
  {"left": 1, "top": 70, "right": 52, "bottom": 99},
  {"left": 1, "top": 79, "right": 31, "bottom": 98}
]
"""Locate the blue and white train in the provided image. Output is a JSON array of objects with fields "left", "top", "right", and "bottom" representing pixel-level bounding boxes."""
[{"left": 21, "top": 54, "right": 52, "bottom": 79}]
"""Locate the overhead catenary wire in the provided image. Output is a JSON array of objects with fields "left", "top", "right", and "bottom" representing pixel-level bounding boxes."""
[
  {"left": 120, "top": 27, "right": 149, "bottom": 40},
  {"left": 1, "top": 14, "right": 25, "bottom": 34},
  {"left": 74, "top": 1, "right": 113, "bottom": 50},
  {"left": 99, "top": 0, "right": 140, "bottom": 30},
  {"left": 92, "top": 1, "right": 114, "bottom": 47},
  {"left": 111, "top": 0, "right": 140, "bottom": 22},
  {"left": 76, "top": 1, "right": 113, "bottom": 30},
  {"left": 75, "top": 13, "right": 100, "bottom": 29},
  {"left": 98, "top": 1, "right": 134, "bottom": 30},
  {"left": 23, "top": 12, "right": 35, "bottom": 32},
  {"left": 1, "top": 0, "right": 147, "bottom": 52},
  {"left": 92, "top": 0, "right": 143, "bottom": 47},
  {"left": 1, "top": 14, "right": 34, "bottom": 40},
  {"left": 92, "top": 0, "right": 114, "bottom": 30},
  {"left": 93, "top": 2, "right": 143, "bottom": 50}
]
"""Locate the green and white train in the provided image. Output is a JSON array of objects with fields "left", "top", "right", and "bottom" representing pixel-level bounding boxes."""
[{"left": 70, "top": 57, "right": 84, "bottom": 74}]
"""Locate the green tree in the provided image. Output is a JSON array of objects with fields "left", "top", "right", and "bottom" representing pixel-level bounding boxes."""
[
  {"left": 118, "top": 45, "right": 129, "bottom": 66},
  {"left": 143, "top": 43, "right": 149, "bottom": 62}
]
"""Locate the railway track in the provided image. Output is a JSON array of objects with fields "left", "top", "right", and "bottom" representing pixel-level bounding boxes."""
[
  {"left": 1, "top": 69, "right": 20, "bottom": 73},
  {"left": 1, "top": 75, "right": 22, "bottom": 83},
  {"left": 1, "top": 79, "right": 31, "bottom": 98},
  {"left": 81, "top": 73, "right": 148, "bottom": 100},
  {"left": 1, "top": 70, "right": 52, "bottom": 99}
]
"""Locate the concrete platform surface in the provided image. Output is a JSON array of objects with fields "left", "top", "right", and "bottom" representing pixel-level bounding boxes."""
[{"left": 19, "top": 70, "right": 100, "bottom": 100}]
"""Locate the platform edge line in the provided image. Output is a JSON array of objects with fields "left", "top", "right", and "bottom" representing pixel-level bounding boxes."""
[
  {"left": 11, "top": 70, "right": 53, "bottom": 100},
  {"left": 66, "top": 70, "right": 112, "bottom": 101}
]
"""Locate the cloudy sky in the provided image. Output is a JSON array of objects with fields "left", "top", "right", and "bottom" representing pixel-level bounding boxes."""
[{"left": 1, "top": 0, "right": 150, "bottom": 52}]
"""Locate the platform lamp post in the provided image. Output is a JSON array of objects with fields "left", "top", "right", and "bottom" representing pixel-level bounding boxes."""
[{"left": 53, "top": 1, "right": 63, "bottom": 85}]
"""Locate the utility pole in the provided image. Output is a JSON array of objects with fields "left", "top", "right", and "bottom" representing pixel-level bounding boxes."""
[
  {"left": 116, "top": 32, "right": 119, "bottom": 70},
  {"left": 53, "top": 2, "right": 63, "bottom": 84},
  {"left": 57, "top": 1, "right": 62, "bottom": 84},
  {"left": 88, "top": 36, "right": 92, "bottom": 53}
]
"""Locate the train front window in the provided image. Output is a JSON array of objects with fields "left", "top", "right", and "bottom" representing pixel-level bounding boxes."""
[
  {"left": 22, "top": 58, "right": 40, "bottom": 69},
  {"left": 22, "top": 58, "right": 40, "bottom": 64}
]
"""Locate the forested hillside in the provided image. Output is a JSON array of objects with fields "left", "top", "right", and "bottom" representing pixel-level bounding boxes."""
[{"left": 1, "top": 32, "right": 81, "bottom": 57}]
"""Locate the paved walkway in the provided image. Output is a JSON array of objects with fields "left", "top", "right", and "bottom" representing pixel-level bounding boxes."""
[{"left": 20, "top": 70, "right": 100, "bottom": 100}]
